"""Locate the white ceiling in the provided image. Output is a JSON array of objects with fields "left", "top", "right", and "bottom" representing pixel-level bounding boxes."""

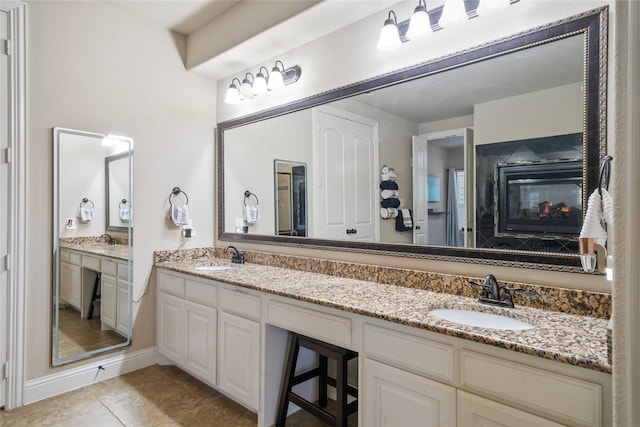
[{"left": 105, "top": 0, "right": 241, "bottom": 36}]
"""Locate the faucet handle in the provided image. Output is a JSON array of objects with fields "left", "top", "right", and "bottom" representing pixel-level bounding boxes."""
[
  {"left": 502, "top": 286, "right": 525, "bottom": 307},
  {"left": 469, "top": 280, "right": 489, "bottom": 299}
]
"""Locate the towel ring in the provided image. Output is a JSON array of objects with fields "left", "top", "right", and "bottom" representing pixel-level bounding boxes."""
[
  {"left": 598, "top": 155, "right": 613, "bottom": 196},
  {"left": 169, "top": 187, "right": 189, "bottom": 207},
  {"left": 79, "top": 198, "right": 94, "bottom": 209},
  {"left": 119, "top": 199, "right": 131, "bottom": 210},
  {"left": 244, "top": 190, "right": 259, "bottom": 206}
]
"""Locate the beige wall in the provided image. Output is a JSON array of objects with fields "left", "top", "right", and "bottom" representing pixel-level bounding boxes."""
[{"left": 27, "top": 1, "right": 217, "bottom": 380}]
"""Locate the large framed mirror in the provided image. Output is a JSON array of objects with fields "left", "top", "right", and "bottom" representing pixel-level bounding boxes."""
[
  {"left": 53, "top": 127, "right": 133, "bottom": 365},
  {"left": 218, "top": 7, "right": 607, "bottom": 272}
]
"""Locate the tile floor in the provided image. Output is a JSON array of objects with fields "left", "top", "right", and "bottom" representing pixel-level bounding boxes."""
[{"left": 0, "top": 365, "right": 356, "bottom": 426}]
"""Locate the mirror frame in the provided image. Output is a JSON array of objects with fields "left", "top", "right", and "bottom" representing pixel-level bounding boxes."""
[
  {"left": 106, "top": 150, "right": 133, "bottom": 233},
  {"left": 216, "top": 7, "right": 608, "bottom": 273},
  {"left": 52, "top": 127, "right": 133, "bottom": 365}
]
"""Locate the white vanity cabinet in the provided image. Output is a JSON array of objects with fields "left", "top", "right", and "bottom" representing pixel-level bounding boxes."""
[
  {"left": 218, "top": 288, "right": 261, "bottom": 411},
  {"left": 157, "top": 269, "right": 218, "bottom": 386},
  {"left": 59, "top": 250, "right": 82, "bottom": 310}
]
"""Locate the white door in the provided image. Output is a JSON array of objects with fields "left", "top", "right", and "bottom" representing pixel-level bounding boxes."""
[
  {"left": 314, "top": 108, "right": 378, "bottom": 241},
  {"left": 100, "top": 273, "right": 117, "bottom": 329},
  {"left": 412, "top": 136, "right": 429, "bottom": 245},
  {"left": 157, "top": 292, "right": 185, "bottom": 365},
  {"left": 185, "top": 301, "right": 216, "bottom": 386},
  {"left": 0, "top": 10, "right": 7, "bottom": 408}
]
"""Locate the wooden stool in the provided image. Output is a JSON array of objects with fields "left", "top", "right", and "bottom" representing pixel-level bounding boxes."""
[{"left": 276, "top": 332, "right": 358, "bottom": 427}]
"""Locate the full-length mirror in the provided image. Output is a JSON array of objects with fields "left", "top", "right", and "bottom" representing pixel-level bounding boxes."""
[
  {"left": 53, "top": 127, "right": 133, "bottom": 365},
  {"left": 219, "top": 8, "right": 607, "bottom": 271}
]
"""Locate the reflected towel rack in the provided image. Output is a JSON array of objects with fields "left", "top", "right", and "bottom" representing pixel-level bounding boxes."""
[
  {"left": 169, "top": 187, "right": 189, "bottom": 207},
  {"left": 244, "top": 190, "right": 259, "bottom": 206},
  {"left": 79, "top": 198, "right": 94, "bottom": 209},
  {"left": 119, "top": 199, "right": 131, "bottom": 209}
]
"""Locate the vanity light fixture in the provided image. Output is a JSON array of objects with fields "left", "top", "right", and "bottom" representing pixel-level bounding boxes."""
[
  {"left": 377, "top": 0, "right": 518, "bottom": 51},
  {"left": 224, "top": 61, "right": 301, "bottom": 104},
  {"left": 224, "top": 78, "right": 242, "bottom": 104},
  {"left": 376, "top": 10, "right": 402, "bottom": 51}
]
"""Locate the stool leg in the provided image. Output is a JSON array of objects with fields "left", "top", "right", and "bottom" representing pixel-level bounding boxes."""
[
  {"left": 336, "top": 355, "right": 349, "bottom": 427},
  {"left": 276, "top": 334, "right": 300, "bottom": 427},
  {"left": 318, "top": 354, "right": 328, "bottom": 408}
]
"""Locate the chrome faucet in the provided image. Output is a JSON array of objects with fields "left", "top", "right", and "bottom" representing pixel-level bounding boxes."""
[
  {"left": 224, "top": 245, "right": 245, "bottom": 264},
  {"left": 101, "top": 233, "right": 116, "bottom": 246},
  {"left": 470, "top": 274, "right": 524, "bottom": 308}
]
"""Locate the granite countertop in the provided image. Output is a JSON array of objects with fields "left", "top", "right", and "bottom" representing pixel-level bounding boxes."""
[
  {"left": 156, "top": 257, "right": 611, "bottom": 374},
  {"left": 61, "top": 241, "right": 131, "bottom": 262}
]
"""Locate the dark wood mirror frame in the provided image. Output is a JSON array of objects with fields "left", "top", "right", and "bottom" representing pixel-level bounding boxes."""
[{"left": 216, "top": 7, "right": 608, "bottom": 273}]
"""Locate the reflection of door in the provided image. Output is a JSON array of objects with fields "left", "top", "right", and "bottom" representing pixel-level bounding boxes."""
[
  {"left": 412, "top": 136, "right": 428, "bottom": 245},
  {"left": 462, "top": 128, "right": 475, "bottom": 247},
  {"left": 314, "top": 107, "right": 378, "bottom": 241}
]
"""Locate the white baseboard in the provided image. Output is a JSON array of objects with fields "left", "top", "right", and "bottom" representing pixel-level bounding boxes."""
[{"left": 24, "top": 347, "right": 158, "bottom": 405}]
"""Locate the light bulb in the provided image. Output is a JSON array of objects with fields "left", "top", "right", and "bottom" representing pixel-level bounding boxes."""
[
  {"left": 239, "top": 76, "right": 254, "bottom": 100},
  {"left": 377, "top": 11, "right": 401, "bottom": 51},
  {"left": 253, "top": 69, "right": 268, "bottom": 95},
  {"left": 267, "top": 67, "right": 284, "bottom": 90},
  {"left": 406, "top": 1, "right": 431, "bottom": 40},
  {"left": 224, "top": 84, "right": 241, "bottom": 104},
  {"left": 476, "top": 0, "right": 510, "bottom": 16},
  {"left": 439, "top": 0, "right": 468, "bottom": 28}
]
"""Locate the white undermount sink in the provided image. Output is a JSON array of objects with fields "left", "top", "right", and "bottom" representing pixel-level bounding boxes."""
[
  {"left": 430, "top": 308, "right": 534, "bottom": 330},
  {"left": 192, "top": 265, "right": 233, "bottom": 272}
]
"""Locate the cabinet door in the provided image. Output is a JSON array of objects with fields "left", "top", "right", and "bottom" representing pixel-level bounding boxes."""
[
  {"left": 116, "top": 277, "right": 129, "bottom": 335},
  {"left": 363, "top": 358, "right": 456, "bottom": 427},
  {"left": 60, "top": 262, "right": 81, "bottom": 310},
  {"left": 185, "top": 301, "right": 217, "bottom": 386},
  {"left": 100, "top": 274, "right": 117, "bottom": 329},
  {"left": 158, "top": 292, "right": 185, "bottom": 365},
  {"left": 218, "top": 311, "right": 260, "bottom": 411},
  {"left": 457, "top": 391, "right": 565, "bottom": 427}
]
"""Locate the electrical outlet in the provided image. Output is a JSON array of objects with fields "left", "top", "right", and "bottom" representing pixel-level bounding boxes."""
[{"left": 182, "top": 226, "right": 195, "bottom": 237}]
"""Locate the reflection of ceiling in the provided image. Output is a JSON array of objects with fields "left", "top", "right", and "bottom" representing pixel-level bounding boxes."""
[{"left": 353, "top": 35, "right": 585, "bottom": 123}]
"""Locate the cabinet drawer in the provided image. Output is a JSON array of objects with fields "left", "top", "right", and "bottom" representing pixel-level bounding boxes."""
[
  {"left": 186, "top": 278, "right": 217, "bottom": 307},
  {"left": 157, "top": 270, "right": 185, "bottom": 297},
  {"left": 460, "top": 350, "right": 602, "bottom": 427},
  {"left": 101, "top": 260, "right": 117, "bottom": 276},
  {"left": 117, "top": 262, "right": 130, "bottom": 280},
  {"left": 267, "top": 300, "right": 351, "bottom": 348},
  {"left": 364, "top": 324, "right": 454, "bottom": 383},
  {"left": 220, "top": 288, "right": 261, "bottom": 320},
  {"left": 60, "top": 250, "right": 70, "bottom": 263},
  {"left": 66, "top": 251, "right": 82, "bottom": 266},
  {"left": 82, "top": 255, "right": 100, "bottom": 271}
]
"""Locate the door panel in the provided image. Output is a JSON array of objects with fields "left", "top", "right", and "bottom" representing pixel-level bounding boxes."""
[{"left": 412, "top": 136, "right": 428, "bottom": 245}]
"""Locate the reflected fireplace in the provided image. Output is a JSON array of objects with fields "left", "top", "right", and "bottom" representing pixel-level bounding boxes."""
[{"left": 496, "top": 161, "right": 583, "bottom": 236}]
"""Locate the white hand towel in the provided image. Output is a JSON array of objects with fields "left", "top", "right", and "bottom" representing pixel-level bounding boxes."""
[
  {"left": 171, "top": 204, "right": 189, "bottom": 226},
  {"left": 244, "top": 205, "right": 260, "bottom": 224},
  {"left": 381, "top": 172, "right": 397, "bottom": 181},
  {"left": 78, "top": 207, "right": 94, "bottom": 222},
  {"left": 381, "top": 166, "right": 395, "bottom": 174},
  {"left": 381, "top": 189, "right": 399, "bottom": 199},
  {"left": 401, "top": 209, "right": 412, "bottom": 228},
  {"left": 119, "top": 208, "right": 130, "bottom": 221},
  {"left": 580, "top": 188, "right": 609, "bottom": 247},
  {"left": 381, "top": 208, "right": 389, "bottom": 219},
  {"left": 387, "top": 207, "right": 398, "bottom": 218}
]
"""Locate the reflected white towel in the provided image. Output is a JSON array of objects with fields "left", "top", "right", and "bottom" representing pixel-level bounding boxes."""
[
  {"left": 171, "top": 204, "right": 189, "bottom": 226},
  {"left": 381, "top": 166, "right": 395, "bottom": 174},
  {"left": 78, "top": 208, "right": 94, "bottom": 222},
  {"left": 381, "top": 172, "right": 397, "bottom": 181},
  {"left": 401, "top": 208, "right": 412, "bottom": 228},
  {"left": 119, "top": 208, "right": 130, "bottom": 221},
  {"left": 381, "top": 189, "right": 399, "bottom": 199}
]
